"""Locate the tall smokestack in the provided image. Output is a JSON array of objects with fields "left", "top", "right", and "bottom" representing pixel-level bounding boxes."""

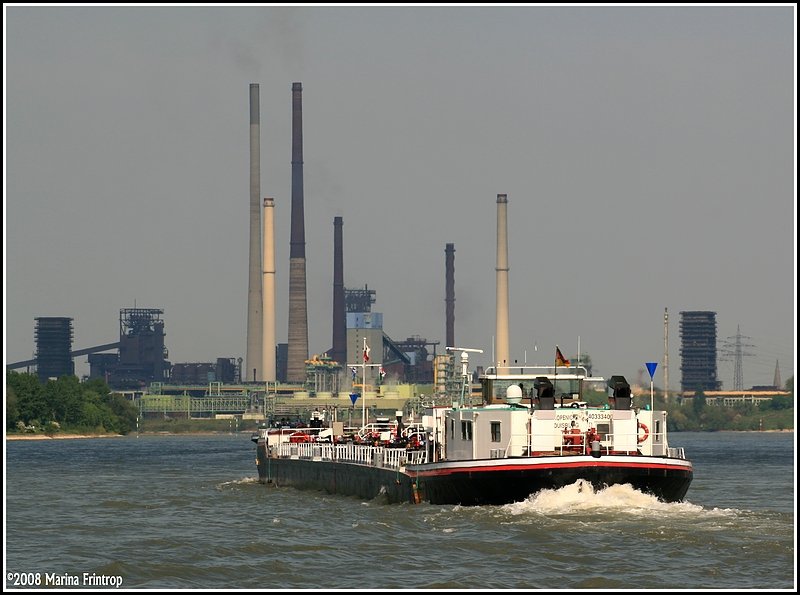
[
  {"left": 262, "top": 198, "right": 276, "bottom": 382},
  {"left": 495, "top": 194, "right": 510, "bottom": 371},
  {"left": 332, "top": 216, "right": 346, "bottom": 365},
  {"left": 445, "top": 243, "right": 455, "bottom": 348},
  {"left": 287, "top": 82, "right": 309, "bottom": 382},
  {"left": 246, "top": 83, "right": 263, "bottom": 382}
]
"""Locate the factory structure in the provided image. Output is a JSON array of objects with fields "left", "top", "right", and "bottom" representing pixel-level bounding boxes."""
[
  {"left": 7, "top": 83, "right": 789, "bottom": 416},
  {"left": 8, "top": 82, "right": 449, "bottom": 411},
  {"left": 679, "top": 310, "right": 722, "bottom": 393}
]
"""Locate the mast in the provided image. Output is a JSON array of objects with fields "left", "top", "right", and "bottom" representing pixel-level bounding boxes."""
[{"left": 664, "top": 307, "right": 669, "bottom": 400}]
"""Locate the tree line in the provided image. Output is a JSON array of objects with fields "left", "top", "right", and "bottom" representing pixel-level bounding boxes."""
[
  {"left": 664, "top": 385, "right": 794, "bottom": 431},
  {"left": 6, "top": 371, "right": 138, "bottom": 435},
  {"left": 6, "top": 369, "right": 793, "bottom": 435},
  {"left": 581, "top": 376, "right": 794, "bottom": 432}
]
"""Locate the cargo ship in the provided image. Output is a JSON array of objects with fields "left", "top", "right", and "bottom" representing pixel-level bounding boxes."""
[
  {"left": 252, "top": 355, "right": 693, "bottom": 505},
  {"left": 252, "top": 194, "right": 691, "bottom": 504}
]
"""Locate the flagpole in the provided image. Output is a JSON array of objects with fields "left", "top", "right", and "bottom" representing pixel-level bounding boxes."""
[
  {"left": 554, "top": 346, "right": 557, "bottom": 391},
  {"left": 349, "top": 338, "right": 382, "bottom": 435},
  {"left": 362, "top": 337, "right": 367, "bottom": 429}
]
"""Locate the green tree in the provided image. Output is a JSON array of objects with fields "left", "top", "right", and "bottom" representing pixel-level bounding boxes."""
[
  {"left": 102, "top": 392, "right": 138, "bottom": 433},
  {"left": 6, "top": 371, "right": 137, "bottom": 435},
  {"left": 7, "top": 371, "right": 47, "bottom": 424},
  {"left": 43, "top": 375, "right": 83, "bottom": 424},
  {"left": 768, "top": 395, "right": 793, "bottom": 410},
  {"left": 6, "top": 383, "right": 19, "bottom": 429},
  {"left": 666, "top": 406, "right": 692, "bottom": 431},
  {"left": 692, "top": 388, "right": 706, "bottom": 414}
]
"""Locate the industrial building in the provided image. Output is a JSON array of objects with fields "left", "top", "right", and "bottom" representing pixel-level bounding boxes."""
[
  {"left": 170, "top": 358, "right": 239, "bottom": 385},
  {"left": 8, "top": 81, "right": 457, "bottom": 417},
  {"left": 87, "top": 308, "right": 171, "bottom": 389},
  {"left": 679, "top": 310, "right": 722, "bottom": 393},
  {"left": 34, "top": 317, "right": 74, "bottom": 382}
]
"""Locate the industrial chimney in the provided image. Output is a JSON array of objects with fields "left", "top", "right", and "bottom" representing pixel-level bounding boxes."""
[
  {"left": 246, "top": 83, "right": 263, "bottom": 382},
  {"left": 262, "top": 197, "right": 276, "bottom": 382},
  {"left": 445, "top": 243, "right": 455, "bottom": 348},
  {"left": 286, "top": 82, "right": 309, "bottom": 382},
  {"left": 495, "top": 194, "right": 510, "bottom": 371},
  {"left": 332, "top": 216, "right": 346, "bottom": 366}
]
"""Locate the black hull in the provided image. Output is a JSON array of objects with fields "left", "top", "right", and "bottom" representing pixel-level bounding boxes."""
[
  {"left": 412, "top": 463, "right": 693, "bottom": 505},
  {"left": 256, "top": 443, "right": 692, "bottom": 506},
  {"left": 256, "top": 442, "right": 418, "bottom": 504}
]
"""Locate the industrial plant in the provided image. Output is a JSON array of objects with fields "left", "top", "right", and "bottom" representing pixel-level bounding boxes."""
[
  {"left": 5, "top": 81, "right": 456, "bottom": 420},
  {"left": 6, "top": 82, "right": 787, "bottom": 420}
]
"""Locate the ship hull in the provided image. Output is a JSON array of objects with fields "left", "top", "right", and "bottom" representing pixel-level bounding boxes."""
[
  {"left": 409, "top": 457, "right": 693, "bottom": 505},
  {"left": 256, "top": 442, "right": 418, "bottom": 503},
  {"left": 256, "top": 442, "right": 692, "bottom": 505}
]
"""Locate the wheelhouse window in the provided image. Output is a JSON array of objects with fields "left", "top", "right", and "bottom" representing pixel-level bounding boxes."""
[
  {"left": 461, "top": 420, "right": 473, "bottom": 441},
  {"left": 484, "top": 378, "right": 582, "bottom": 402},
  {"left": 490, "top": 421, "right": 501, "bottom": 442}
]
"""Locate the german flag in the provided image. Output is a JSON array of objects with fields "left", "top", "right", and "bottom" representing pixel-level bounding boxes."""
[{"left": 555, "top": 346, "right": 570, "bottom": 367}]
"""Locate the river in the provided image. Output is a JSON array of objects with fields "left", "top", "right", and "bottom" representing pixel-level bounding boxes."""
[{"left": 4, "top": 431, "right": 795, "bottom": 590}]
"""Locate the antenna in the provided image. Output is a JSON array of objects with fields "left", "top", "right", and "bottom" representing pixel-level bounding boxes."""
[{"left": 446, "top": 347, "right": 483, "bottom": 407}]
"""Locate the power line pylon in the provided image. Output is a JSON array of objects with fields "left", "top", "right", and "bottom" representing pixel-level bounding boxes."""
[{"left": 720, "top": 325, "right": 755, "bottom": 390}]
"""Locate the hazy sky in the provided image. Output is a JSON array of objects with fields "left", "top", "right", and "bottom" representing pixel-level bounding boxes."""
[{"left": 4, "top": 5, "right": 796, "bottom": 391}]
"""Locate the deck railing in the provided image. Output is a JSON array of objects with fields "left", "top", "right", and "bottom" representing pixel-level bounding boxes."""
[{"left": 271, "top": 440, "right": 429, "bottom": 469}]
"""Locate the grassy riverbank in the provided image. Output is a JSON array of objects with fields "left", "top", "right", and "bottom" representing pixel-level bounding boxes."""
[
  {"left": 5, "top": 417, "right": 256, "bottom": 439},
  {"left": 5, "top": 432, "right": 124, "bottom": 440}
]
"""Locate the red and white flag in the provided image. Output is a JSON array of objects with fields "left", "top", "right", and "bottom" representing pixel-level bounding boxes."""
[{"left": 363, "top": 343, "right": 371, "bottom": 362}]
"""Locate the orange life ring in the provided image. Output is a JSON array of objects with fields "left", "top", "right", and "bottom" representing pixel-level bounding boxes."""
[{"left": 637, "top": 422, "right": 649, "bottom": 443}]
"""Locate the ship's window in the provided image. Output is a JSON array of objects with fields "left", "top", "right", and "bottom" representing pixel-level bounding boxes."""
[
  {"left": 596, "top": 422, "right": 610, "bottom": 441},
  {"left": 450, "top": 419, "right": 454, "bottom": 439},
  {"left": 655, "top": 420, "right": 661, "bottom": 442},
  {"left": 461, "top": 420, "right": 473, "bottom": 441},
  {"left": 491, "top": 421, "right": 501, "bottom": 442}
]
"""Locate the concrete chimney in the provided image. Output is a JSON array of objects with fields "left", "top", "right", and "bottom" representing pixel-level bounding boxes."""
[
  {"left": 495, "top": 194, "right": 510, "bottom": 371},
  {"left": 246, "top": 83, "right": 263, "bottom": 382},
  {"left": 262, "top": 197, "right": 276, "bottom": 382},
  {"left": 445, "top": 243, "right": 455, "bottom": 348},
  {"left": 287, "top": 82, "right": 309, "bottom": 382},
  {"left": 332, "top": 216, "right": 346, "bottom": 365}
]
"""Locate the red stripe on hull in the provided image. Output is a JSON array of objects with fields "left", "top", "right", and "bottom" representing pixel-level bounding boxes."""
[{"left": 413, "top": 459, "right": 692, "bottom": 478}]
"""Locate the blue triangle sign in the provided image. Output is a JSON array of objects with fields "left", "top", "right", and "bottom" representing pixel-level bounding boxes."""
[
  {"left": 645, "top": 362, "right": 658, "bottom": 379},
  {"left": 350, "top": 393, "right": 360, "bottom": 405}
]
